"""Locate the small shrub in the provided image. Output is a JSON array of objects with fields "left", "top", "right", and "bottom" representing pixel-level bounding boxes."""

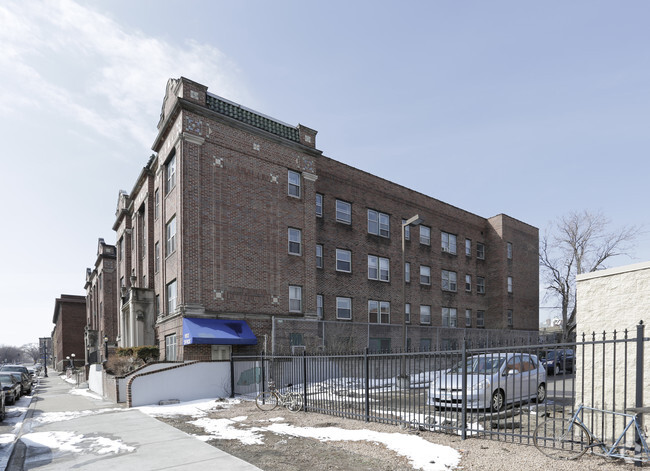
[{"left": 105, "top": 356, "right": 142, "bottom": 376}]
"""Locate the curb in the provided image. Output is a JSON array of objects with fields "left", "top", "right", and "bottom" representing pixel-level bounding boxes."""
[{"left": 5, "top": 376, "right": 42, "bottom": 471}]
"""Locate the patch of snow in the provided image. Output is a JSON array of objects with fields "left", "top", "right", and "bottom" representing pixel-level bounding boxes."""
[
  {"left": 136, "top": 398, "right": 239, "bottom": 418},
  {"left": 20, "top": 431, "right": 135, "bottom": 455},
  {"left": 189, "top": 418, "right": 266, "bottom": 445}
]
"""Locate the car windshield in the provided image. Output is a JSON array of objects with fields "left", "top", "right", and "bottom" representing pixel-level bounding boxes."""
[
  {"left": 449, "top": 356, "right": 505, "bottom": 374},
  {"left": 544, "top": 351, "right": 559, "bottom": 360}
]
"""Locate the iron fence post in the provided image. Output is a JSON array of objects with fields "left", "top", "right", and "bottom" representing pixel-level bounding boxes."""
[
  {"left": 634, "top": 321, "right": 645, "bottom": 467},
  {"left": 365, "top": 348, "right": 370, "bottom": 422},
  {"left": 461, "top": 338, "right": 467, "bottom": 440},
  {"left": 230, "top": 355, "right": 235, "bottom": 398},
  {"left": 303, "top": 350, "right": 307, "bottom": 411}
]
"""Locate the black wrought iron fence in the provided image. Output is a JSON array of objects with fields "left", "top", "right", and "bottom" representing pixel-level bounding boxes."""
[{"left": 232, "top": 322, "right": 647, "bottom": 447}]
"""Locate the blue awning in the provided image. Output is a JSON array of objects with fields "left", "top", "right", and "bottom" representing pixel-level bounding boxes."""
[{"left": 182, "top": 318, "right": 257, "bottom": 346}]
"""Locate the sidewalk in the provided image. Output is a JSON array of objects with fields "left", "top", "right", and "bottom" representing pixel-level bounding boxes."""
[{"left": 7, "top": 374, "right": 262, "bottom": 470}]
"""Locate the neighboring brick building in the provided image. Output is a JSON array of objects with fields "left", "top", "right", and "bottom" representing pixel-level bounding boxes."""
[
  {"left": 84, "top": 238, "right": 118, "bottom": 363},
  {"left": 51, "top": 294, "right": 86, "bottom": 371},
  {"left": 112, "top": 76, "right": 539, "bottom": 360}
]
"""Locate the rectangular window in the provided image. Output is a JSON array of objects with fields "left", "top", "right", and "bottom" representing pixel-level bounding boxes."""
[
  {"left": 507, "top": 242, "right": 513, "bottom": 259},
  {"left": 288, "top": 228, "right": 302, "bottom": 255},
  {"left": 405, "top": 303, "right": 411, "bottom": 323},
  {"left": 441, "top": 270, "right": 457, "bottom": 292},
  {"left": 441, "top": 232, "right": 457, "bottom": 254},
  {"left": 477, "top": 310, "right": 485, "bottom": 327},
  {"left": 465, "top": 274, "right": 471, "bottom": 292},
  {"left": 118, "top": 237, "right": 124, "bottom": 260},
  {"left": 336, "top": 200, "right": 351, "bottom": 224},
  {"left": 165, "top": 333, "right": 177, "bottom": 361},
  {"left": 317, "top": 294, "right": 323, "bottom": 318},
  {"left": 442, "top": 307, "right": 457, "bottom": 327},
  {"left": 165, "top": 216, "right": 177, "bottom": 256},
  {"left": 289, "top": 333, "right": 304, "bottom": 346},
  {"left": 316, "top": 244, "right": 323, "bottom": 268},
  {"left": 477, "top": 276, "right": 486, "bottom": 294},
  {"left": 465, "top": 239, "right": 471, "bottom": 257},
  {"left": 155, "top": 242, "right": 160, "bottom": 273},
  {"left": 420, "top": 305, "right": 431, "bottom": 324},
  {"left": 288, "top": 170, "right": 301, "bottom": 197},
  {"left": 165, "top": 153, "right": 176, "bottom": 195},
  {"left": 420, "top": 338, "right": 432, "bottom": 351},
  {"left": 368, "top": 209, "right": 390, "bottom": 237},
  {"left": 368, "top": 300, "right": 390, "bottom": 324},
  {"left": 154, "top": 189, "right": 160, "bottom": 220},
  {"left": 420, "top": 265, "right": 431, "bottom": 285},
  {"left": 465, "top": 309, "right": 472, "bottom": 327},
  {"left": 420, "top": 225, "right": 431, "bottom": 245},
  {"left": 405, "top": 262, "right": 410, "bottom": 283},
  {"left": 289, "top": 285, "right": 302, "bottom": 312},
  {"left": 155, "top": 295, "right": 160, "bottom": 316},
  {"left": 368, "top": 255, "right": 389, "bottom": 281},
  {"left": 507, "top": 309, "right": 513, "bottom": 327},
  {"left": 477, "top": 242, "right": 485, "bottom": 260},
  {"left": 402, "top": 219, "right": 410, "bottom": 240},
  {"left": 336, "top": 297, "right": 352, "bottom": 320},
  {"left": 336, "top": 249, "right": 352, "bottom": 272},
  {"left": 316, "top": 193, "right": 323, "bottom": 217},
  {"left": 507, "top": 276, "right": 513, "bottom": 293},
  {"left": 369, "top": 338, "right": 391, "bottom": 353},
  {"left": 166, "top": 280, "right": 177, "bottom": 314}
]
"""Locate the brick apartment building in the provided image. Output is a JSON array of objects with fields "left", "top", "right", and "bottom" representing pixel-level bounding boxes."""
[
  {"left": 51, "top": 294, "right": 86, "bottom": 371},
  {"left": 111, "top": 76, "right": 539, "bottom": 361},
  {"left": 84, "top": 238, "right": 118, "bottom": 364}
]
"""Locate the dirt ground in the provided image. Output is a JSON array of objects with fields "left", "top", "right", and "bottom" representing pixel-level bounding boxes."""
[{"left": 155, "top": 399, "right": 632, "bottom": 471}]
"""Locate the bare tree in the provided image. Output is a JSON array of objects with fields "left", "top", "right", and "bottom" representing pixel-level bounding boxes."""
[
  {"left": 21, "top": 343, "right": 40, "bottom": 363},
  {"left": 540, "top": 210, "right": 641, "bottom": 342},
  {"left": 0, "top": 345, "right": 23, "bottom": 364}
]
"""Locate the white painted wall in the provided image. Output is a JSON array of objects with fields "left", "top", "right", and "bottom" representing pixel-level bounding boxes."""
[
  {"left": 87, "top": 364, "right": 103, "bottom": 395},
  {"left": 576, "top": 262, "right": 650, "bottom": 422},
  {"left": 117, "top": 362, "right": 178, "bottom": 403},
  {"left": 129, "top": 361, "right": 231, "bottom": 407}
]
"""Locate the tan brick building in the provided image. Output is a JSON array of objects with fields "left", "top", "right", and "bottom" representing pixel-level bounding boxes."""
[
  {"left": 113, "top": 76, "right": 539, "bottom": 360},
  {"left": 84, "top": 238, "right": 118, "bottom": 363}
]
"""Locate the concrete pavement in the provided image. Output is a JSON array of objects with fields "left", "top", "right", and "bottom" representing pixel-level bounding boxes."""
[{"left": 6, "top": 374, "right": 262, "bottom": 470}]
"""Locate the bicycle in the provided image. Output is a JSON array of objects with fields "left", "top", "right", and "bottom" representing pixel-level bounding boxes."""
[
  {"left": 255, "top": 381, "right": 303, "bottom": 412},
  {"left": 534, "top": 404, "right": 650, "bottom": 463}
]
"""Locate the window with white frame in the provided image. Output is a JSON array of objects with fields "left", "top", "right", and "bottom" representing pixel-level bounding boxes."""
[
  {"left": 402, "top": 219, "right": 411, "bottom": 240},
  {"left": 442, "top": 307, "right": 458, "bottom": 327},
  {"left": 336, "top": 200, "right": 351, "bottom": 224},
  {"left": 368, "top": 255, "right": 389, "bottom": 281},
  {"left": 316, "top": 244, "right": 323, "bottom": 269},
  {"left": 154, "top": 189, "right": 160, "bottom": 220},
  {"left": 507, "top": 309, "right": 513, "bottom": 327},
  {"left": 336, "top": 249, "right": 352, "bottom": 272},
  {"left": 465, "top": 238, "right": 471, "bottom": 256},
  {"left": 317, "top": 294, "right": 323, "bottom": 318},
  {"left": 166, "top": 279, "right": 177, "bottom": 314},
  {"left": 288, "top": 170, "right": 301, "bottom": 197},
  {"left": 165, "top": 333, "right": 177, "bottom": 361},
  {"left": 165, "top": 153, "right": 176, "bottom": 195},
  {"left": 442, "top": 270, "right": 457, "bottom": 292},
  {"left": 368, "top": 300, "right": 390, "bottom": 324},
  {"left": 420, "top": 265, "right": 431, "bottom": 285},
  {"left": 420, "top": 305, "right": 431, "bottom": 324},
  {"left": 289, "top": 285, "right": 302, "bottom": 312},
  {"left": 465, "top": 309, "right": 472, "bottom": 327},
  {"left": 316, "top": 193, "right": 323, "bottom": 217},
  {"left": 441, "top": 232, "right": 457, "bottom": 254},
  {"left": 477, "top": 276, "right": 486, "bottom": 294},
  {"left": 165, "top": 216, "right": 177, "bottom": 256},
  {"left": 507, "top": 276, "right": 513, "bottom": 293},
  {"left": 507, "top": 242, "right": 513, "bottom": 259},
  {"left": 477, "top": 242, "right": 485, "bottom": 260},
  {"left": 420, "top": 225, "right": 431, "bottom": 245},
  {"left": 155, "top": 242, "right": 160, "bottom": 273},
  {"left": 405, "top": 262, "right": 410, "bottom": 283},
  {"left": 405, "top": 303, "right": 411, "bottom": 323},
  {"left": 477, "top": 310, "right": 485, "bottom": 327},
  {"left": 368, "top": 209, "right": 390, "bottom": 237},
  {"left": 336, "top": 297, "right": 352, "bottom": 320},
  {"left": 288, "top": 228, "right": 302, "bottom": 255},
  {"left": 465, "top": 274, "right": 471, "bottom": 292}
]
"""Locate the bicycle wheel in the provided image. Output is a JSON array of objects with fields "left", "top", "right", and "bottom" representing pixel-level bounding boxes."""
[
  {"left": 256, "top": 391, "right": 279, "bottom": 411},
  {"left": 286, "top": 392, "right": 303, "bottom": 412},
  {"left": 534, "top": 418, "right": 590, "bottom": 460}
]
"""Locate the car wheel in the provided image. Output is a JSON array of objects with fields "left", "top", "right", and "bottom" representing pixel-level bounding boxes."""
[
  {"left": 535, "top": 383, "right": 546, "bottom": 403},
  {"left": 491, "top": 390, "right": 505, "bottom": 412}
]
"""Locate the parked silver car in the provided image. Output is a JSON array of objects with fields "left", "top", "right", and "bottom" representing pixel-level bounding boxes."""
[{"left": 428, "top": 353, "right": 547, "bottom": 411}]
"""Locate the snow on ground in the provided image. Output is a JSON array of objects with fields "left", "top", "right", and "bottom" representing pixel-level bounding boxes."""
[
  {"left": 20, "top": 431, "right": 134, "bottom": 455},
  {"left": 136, "top": 398, "right": 461, "bottom": 471}
]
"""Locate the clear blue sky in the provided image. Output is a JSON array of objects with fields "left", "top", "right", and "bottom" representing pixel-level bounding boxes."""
[{"left": 1, "top": 0, "right": 649, "bottom": 347}]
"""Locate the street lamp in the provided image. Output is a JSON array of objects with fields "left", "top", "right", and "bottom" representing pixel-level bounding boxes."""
[
  {"left": 70, "top": 353, "right": 76, "bottom": 369},
  {"left": 104, "top": 335, "right": 109, "bottom": 361},
  {"left": 401, "top": 214, "right": 423, "bottom": 381}
]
